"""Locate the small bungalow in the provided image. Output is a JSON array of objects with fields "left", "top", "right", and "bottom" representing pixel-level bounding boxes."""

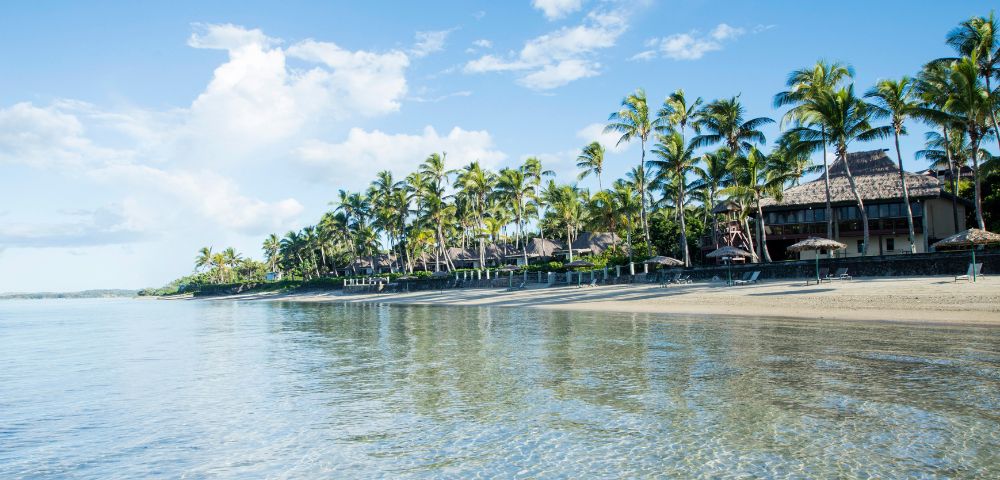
[{"left": 755, "top": 149, "right": 969, "bottom": 260}]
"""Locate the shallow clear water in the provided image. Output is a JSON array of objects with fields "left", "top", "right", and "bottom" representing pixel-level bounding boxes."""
[{"left": 1, "top": 299, "right": 998, "bottom": 479}]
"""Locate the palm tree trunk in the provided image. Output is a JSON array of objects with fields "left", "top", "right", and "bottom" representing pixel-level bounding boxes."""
[
  {"left": 639, "top": 143, "right": 651, "bottom": 254},
  {"left": 841, "top": 151, "right": 869, "bottom": 256},
  {"left": 678, "top": 187, "right": 690, "bottom": 267},
  {"left": 985, "top": 75, "right": 1000, "bottom": 155},
  {"left": 742, "top": 214, "right": 758, "bottom": 262},
  {"left": 821, "top": 128, "right": 834, "bottom": 241},
  {"left": 970, "top": 137, "right": 985, "bottom": 229},
  {"left": 755, "top": 194, "right": 772, "bottom": 263},
  {"left": 893, "top": 131, "right": 916, "bottom": 253},
  {"left": 566, "top": 225, "right": 574, "bottom": 262},
  {"left": 943, "top": 127, "right": 959, "bottom": 232}
]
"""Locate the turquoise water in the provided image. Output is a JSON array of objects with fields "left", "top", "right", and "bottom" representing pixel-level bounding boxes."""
[{"left": 1, "top": 299, "right": 998, "bottom": 478}]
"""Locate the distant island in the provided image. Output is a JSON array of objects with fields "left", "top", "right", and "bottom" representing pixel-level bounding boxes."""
[{"left": 0, "top": 289, "right": 138, "bottom": 300}]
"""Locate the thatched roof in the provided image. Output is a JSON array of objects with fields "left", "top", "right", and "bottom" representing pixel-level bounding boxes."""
[
  {"left": 521, "top": 237, "right": 564, "bottom": 257},
  {"left": 644, "top": 255, "right": 684, "bottom": 266},
  {"left": 786, "top": 237, "right": 847, "bottom": 252},
  {"left": 932, "top": 228, "right": 1000, "bottom": 248},
  {"left": 759, "top": 150, "right": 945, "bottom": 209},
  {"left": 706, "top": 245, "right": 753, "bottom": 258},
  {"left": 569, "top": 232, "right": 616, "bottom": 255}
]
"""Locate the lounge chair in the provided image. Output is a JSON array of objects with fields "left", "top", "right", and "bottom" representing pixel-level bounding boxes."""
[
  {"left": 734, "top": 271, "right": 760, "bottom": 285},
  {"left": 506, "top": 282, "right": 526, "bottom": 291},
  {"left": 661, "top": 272, "right": 680, "bottom": 287},
  {"left": 955, "top": 263, "right": 983, "bottom": 282},
  {"left": 588, "top": 278, "right": 598, "bottom": 287},
  {"left": 828, "top": 268, "right": 852, "bottom": 281},
  {"left": 673, "top": 274, "right": 692, "bottom": 285}
]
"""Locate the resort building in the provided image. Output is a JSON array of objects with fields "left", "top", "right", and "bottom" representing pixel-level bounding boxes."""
[{"left": 755, "top": 150, "right": 969, "bottom": 260}]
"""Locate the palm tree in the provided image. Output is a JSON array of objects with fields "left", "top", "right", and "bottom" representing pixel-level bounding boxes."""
[
  {"left": 650, "top": 131, "right": 699, "bottom": 266},
  {"left": 916, "top": 62, "right": 966, "bottom": 232},
  {"left": 691, "top": 149, "right": 732, "bottom": 248},
  {"left": 455, "top": 161, "right": 496, "bottom": 267},
  {"left": 693, "top": 96, "right": 774, "bottom": 156},
  {"left": 658, "top": 89, "right": 703, "bottom": 143},
  {"left": 545, "top": 184, "right": 583, "bottom": 262},
  {"left": 787, "top": 86, "right": 887, "bottom": 256},
  {"left": 496, "top": 168, "right": 535, "bottom": 265},
  {"left": 262, "top": 234, "right": 280, "bottom": 276},
  {"left": 419, "top": 152, "right": 456, "bottom": 271},
  {"left": 587, "top": 190, "right": 621, "bottom": 250},
  {"left": 576, "top": 141, "right": 606, "bottom": 190},
  {"left": 605, "top": 89, "right": 661, "bottom": 251},
  {"left": 195, "top": 246, "right": 213, "bottom": 274},
  {"left": 611, "top": 180, "right": 639, "bottom": 263},
  {"left": 943, "top": 12, "right": 1000, "bottom": 154},
  {"left": 775, "top": 60, "right": 854, "bottom": 239},
  {"left": 865, "top": 77, "right": 920, "bottom": 253}
]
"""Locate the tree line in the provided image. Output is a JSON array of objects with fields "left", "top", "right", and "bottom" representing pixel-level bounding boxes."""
[{"left": 184, "top": 12, "right": 999, "bottom": 287}]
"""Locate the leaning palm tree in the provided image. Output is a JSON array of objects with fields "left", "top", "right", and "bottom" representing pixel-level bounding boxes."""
[
  {"left": 576, "top": 141, "right": 606, "bottom": 190},
  {"left": 605, "top": 89, "right": 661, "bottom": 249},
  {"left": 787, "top": 86, "right": 888, "bottom": 256},
  {"left": 865, "top": 77, "right": 920, "bottom": 253},
  {"left": 650, "top": 131, "right": 699, "bottom": 266},
  {"left": 775, "top": 60, "right": 854, "bottom": 239}
]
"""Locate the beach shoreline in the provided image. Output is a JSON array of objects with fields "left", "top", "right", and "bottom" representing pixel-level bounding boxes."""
[{"left": 194, "top": 276, "right": 1000, "bottom": 326}]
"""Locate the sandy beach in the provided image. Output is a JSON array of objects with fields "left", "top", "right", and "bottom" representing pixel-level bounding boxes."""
[{"left": 205, "top": 276, "right": 1000, "bottom": 325}]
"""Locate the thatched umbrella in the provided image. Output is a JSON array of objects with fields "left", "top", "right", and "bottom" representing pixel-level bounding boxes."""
[
  {"left": 643, "top": 255, "right": 684, "bottom": 267},
  {"left": 706, "top": 246, "right": 753, "bottom": 285},
  {"left": 932, "top": 228, "right": 1000, "bottom": 282},
  {"left": 787, "top": 237, "right": 847, "bottom": 285}
]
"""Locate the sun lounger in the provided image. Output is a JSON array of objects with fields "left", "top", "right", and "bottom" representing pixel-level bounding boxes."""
[
  {"left": 734, "top": 271, "right": 760, "bottom": 285},
  {"left": 827, "top": 268, "right": 852, "bottom": 281},
  {"left": 506, "top": 282, "right": 526, "bottom": 291},
  {"left": 955, "top": 263, "right": 983, "bottom": 282},
  {"left": 661, "top": 272, "right": 680, "bottom": 286},
  {"left": 578, "top": 278, "right": 598, "bottom": 288},
  {"left": 673, "top": 274, "right": 692, "bottom": 284}
]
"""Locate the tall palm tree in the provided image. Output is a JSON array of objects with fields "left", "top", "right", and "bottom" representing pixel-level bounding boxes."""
[
  {"left": 916, "top": 62, "right": 966, "bottom": 232},
  {"left": 419, "top": 152, "right": 455, "bottom": 271},
  {"left": 455, "top": 161, "right": 495, "bottom": 267},
  {"left": 650, "top": 131, "right": 699, "bottom": 266},
  {"left": 691, "top": 149, "right": 732, "bottom": 248},
  {"left": 605, "top": 89, "right": 661, "bottom": 251},
  {"left": 943, "top": 55, "right": 993, "bottom": 229},
  {"left": 658, "top": 89, "right": 703, "bottom": 143},
  {"left": 496, "top": 168, "right": 535, "bottom": 265},
  {"left": 611, "top": 180, "right": 639, "bottom": 263},
  {"left": 723, "top": 147, "right": 791, "bottom": 262},
  {"left": 943, "top": 12, "right": 1000, "bottom": 154},
  {"left": 775, "top": 60, "right": 854, "bottom": 239},
  {"left": 787, "top": 86, "right": 887, "bottom": 256},
  {"left": 693, "top": 96, "right": 774, "bottom": 156},
  {"left": 576, "top": 141, "right": 606, "bottom": 190},
  {"left": 865, "top": 77, "right": 920, "bottom": 253},
  {"left": 545, "top": 184, "right": 583, "bottom": 262},
  {"left": 195, "top": 246, "right": 213, "bottom": 274}
]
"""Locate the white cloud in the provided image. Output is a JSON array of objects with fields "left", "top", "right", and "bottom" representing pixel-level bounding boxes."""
[
  {"left": 411, "top": 29, "right": 451, "bottom": 57},
  {"left": 472, "top": 39, "right": 493, "bottom": 49},
  {"left": 464, "top": 10, "right": 626, "bottom": 89},
  {"left": 296, "top": 126, "right": 507, "bottom": 185},
  {"left": 0, "top": 204, "right": 149, "bottom": 248},
  {"left": 532, "top": 0, "right": 583, "bottom": 20},
  {"left": 636, "top": 23, "right": 748, "bottom": 61},
  {"left": 0, "top": 102, "right": 127, "bottom": 168},
  {"left": 576, "top": 122, "right": 631, "bottom": 153}
]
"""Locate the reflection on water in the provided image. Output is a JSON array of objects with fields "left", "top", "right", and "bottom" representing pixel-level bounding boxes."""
[{"left": 1, "top": 299, "right": 998, "bottom": 478}]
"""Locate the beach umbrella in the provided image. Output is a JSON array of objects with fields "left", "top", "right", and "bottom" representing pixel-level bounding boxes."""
[
  {"left": 787, "top": 237, "right": 847, "bottom": 285},
  {"left": 706, "top": 246, "right": 752, "bottom": 286},
  {"left": 643, "top": 255, "right": 684, "bottom": 267},
  {"left": 932, "top": 228, "right": 1000, "bottom": 282}
]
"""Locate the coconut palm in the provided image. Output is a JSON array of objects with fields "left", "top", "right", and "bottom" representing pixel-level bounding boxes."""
[
  {"left": 658, "top": 89, "right": 703, "bottom": 143},
  {"left": 262, "top": 235, "right": 280, "bottom": 275},
  {"left": 865, "top": 77, "right": 920, "bottom": 253},
  {"left": 650, "top": 131, "right": 699, "bottom": 266},
  {"left": 942, "top": 12, "right": 1000, "bottom": 154},
  {"left": 496, "top": 167, "right": 535, "bottom": 265},
  {"left": 916, "top": 62, "right": 967, "bottom": 232},
  {"left": 576, "top": 141, "right": 606, "bottom": 190},
  {"left": 787, "top": 86, "right": 888, "bottom": 256},
  {"left": 610, "top": 179, "right": 639, "bottom": 263},
  {"left": 419, "top": 152, "right": 455, "bottom": 271},
  {"left": 545, "top": 184, "right": 584, "bottom": 262},
  {"left": 605, "top": 89, "right": 661, "bottom": 249},
  {"left": 691, "top": 149, "right": 732, "bottom": 248},
  {"left": 775, "top": 60, "right": 854, "bottom": 239},
  {"left": 693, "top": 96, "right": 774, "bottom": 156},
  {"left": 195, "top": 246, "right": 213, "bottom": 274}
]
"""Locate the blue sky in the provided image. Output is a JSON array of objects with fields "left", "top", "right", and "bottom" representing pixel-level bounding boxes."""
[{"left": 0, "top": 1, "right": 989, "bottom": 292}]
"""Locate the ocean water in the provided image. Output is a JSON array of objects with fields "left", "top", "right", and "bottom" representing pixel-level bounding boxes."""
[{"left": 0, "top": 299, "right": 998, "bottom": 479}]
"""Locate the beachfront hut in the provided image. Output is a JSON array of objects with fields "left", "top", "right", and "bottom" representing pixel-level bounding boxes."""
[
  {"left": 755, "top": 150, "right": 970, "bottom": 259},
  {"left": 707, "top": 246, "right": 753, "bottom": 286},
  {"left": 932, "top": 228, "right": 1000, "bottom": 282},
  {"left": 787, "top": 237, "right": 847, "bottom": 285}
]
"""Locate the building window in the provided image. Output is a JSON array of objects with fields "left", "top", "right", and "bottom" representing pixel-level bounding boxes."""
[
  {"left": 886, "top": 238, "right": 895, "bottom": 251},
  {"left": 857, "top": 240, "right": 864, "bottom": 253},
  {"left": 889, "top": 203, "right": 900, "bottom": 217}
]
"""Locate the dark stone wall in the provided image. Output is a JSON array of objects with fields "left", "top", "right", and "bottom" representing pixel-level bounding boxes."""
[{"left": 682, "top": 250, "right": 999, "bottom": 280}]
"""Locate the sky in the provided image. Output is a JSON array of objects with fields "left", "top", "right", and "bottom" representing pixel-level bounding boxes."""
[{"left": 0, "top": 0, "right": 990, "bottom": 292}]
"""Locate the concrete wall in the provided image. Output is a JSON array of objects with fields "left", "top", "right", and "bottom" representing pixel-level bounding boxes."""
[{"left": 926, "top": 197, "right": 966, "bottom": 241}]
